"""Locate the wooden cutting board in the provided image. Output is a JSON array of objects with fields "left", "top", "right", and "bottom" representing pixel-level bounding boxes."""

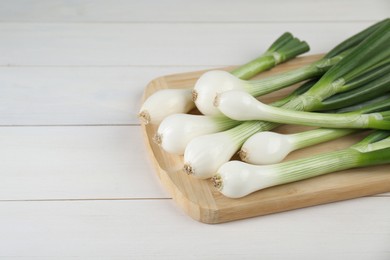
[{"left": 140, "top": 54, "right": 390, "bottom": 224}]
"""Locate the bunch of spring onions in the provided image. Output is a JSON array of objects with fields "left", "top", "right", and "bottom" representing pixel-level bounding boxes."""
[
  {"left": 183, "top": 19, "right": 390, "bottom": 179},
  {"left": 139, "top": 18, "right": 390, "bottom": 199}
]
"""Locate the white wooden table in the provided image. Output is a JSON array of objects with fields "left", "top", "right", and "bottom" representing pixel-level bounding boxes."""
[{"left": 0, "top": 1, "right": 389, "bottom": 259}]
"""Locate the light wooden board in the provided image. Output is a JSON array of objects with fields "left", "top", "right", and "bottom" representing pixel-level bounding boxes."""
[
  {"left": 0, "top": 22, "right": 375, "bottom": 66},
  {"left": 0, "top": 0, "right": 387, "bottom": 22},
  {"left": 141, "top": 55, "right": 390, "bottom": 224},
  {"left": 0, "top": 198, "right": 389, "bottom": 259}
]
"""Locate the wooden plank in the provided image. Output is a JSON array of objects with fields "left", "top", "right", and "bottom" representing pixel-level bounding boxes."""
[
  {"left": 0, "top": 198, "right": 389, "bottom": 259},
  {"left": 0, "top": 126, "right": 169, "bottom": 200},
  {"left": 0, "top": 0, "right": 387, "bottom": 22},
  {"left": 141, "top": 56, "right": 390, "bottom": 223},
  {"left": 0, "top": 128, "right": 386, "bottom": 203},
  {"left": 0, "top": 22, "right": 375, "bottom": 66},
  {"left": 0, "top": 66, "right": 208, "bottom": 125}
]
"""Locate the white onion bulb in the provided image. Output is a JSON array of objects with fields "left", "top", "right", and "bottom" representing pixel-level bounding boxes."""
[
  {"left": 139, "top": 89, "right": 194, "bottom": 125},
  {"left": 240, "top": 131, "right": 294, "bottom": 164},
  {"left": 213, "top": 161, "right": 277, "bottom": 198},
  {"left": 192, "top": 70, "right": 250, "bottom": 116},
  {"left": 241, "top": 128, "right": 356, "bottom": 165},
  {"left": 216, "top": 90, "right": 273, "bottom": 121},
  {"left": 183, "top": 132, "right": 240, "bottom": 179},
  {"left": 155, "top": 114, "right": 238, "bottom": 155}
]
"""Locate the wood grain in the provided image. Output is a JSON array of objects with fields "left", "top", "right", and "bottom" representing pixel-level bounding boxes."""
[
  {"left": 0, "top": 126, "right": 168, "bottom": 200},
  {"left": 141, "top": 55, "right": 390, "bottom": 223},
  {"left": 0, "top": 0, "right": 387, "bottom": 22},
  {"left": 0, "top": 66, "right": 205, "bottom": 125},
  {"left": 0, "top": 1, "right": 389, "bottom": 258},
  {"left": 0, "top": 22, "right": 375, "bottom": 66},
  {"left": 0, "top": 198, "right": 389, "bottom": 259}
]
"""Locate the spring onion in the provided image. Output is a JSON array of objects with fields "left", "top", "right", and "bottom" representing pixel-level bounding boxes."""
[
  {"left": 213, "top": 131, "right": 390, "bottom": 198},
  {"left": 139, "top": 32, "right": 309, "bottom": 125},
  {"left": 183, "top": 20, "right": 390, "bottom": 179},
  {"left": 193, "top": 54, "right": 342, "bottom": 116},
  {"left": 154, "top": 114, "right": 239, "bottom": 155},
  {"left": 217, "top": 90, "right": 390, "bottom": 130},
  {"left": 240, "top": 128, "right": 357, "bottom": 165},
  {"left": 193, "top": 33, "right": 310, "bottom": 116}
]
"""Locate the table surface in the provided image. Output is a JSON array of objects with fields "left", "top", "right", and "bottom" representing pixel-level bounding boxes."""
[{"left": 0, "top": 0, "right": 389, "bottom": 259}]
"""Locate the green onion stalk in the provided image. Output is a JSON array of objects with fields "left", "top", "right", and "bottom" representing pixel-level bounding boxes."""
[
  {"left": 317, "top": 61, "right": 390, "bottom": 111},
  {"left": 230, "top": 32, "right": 310, "bottom": 79},
  {"left": 218, "top": 91, "right": 390, "bottom": 130}
]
